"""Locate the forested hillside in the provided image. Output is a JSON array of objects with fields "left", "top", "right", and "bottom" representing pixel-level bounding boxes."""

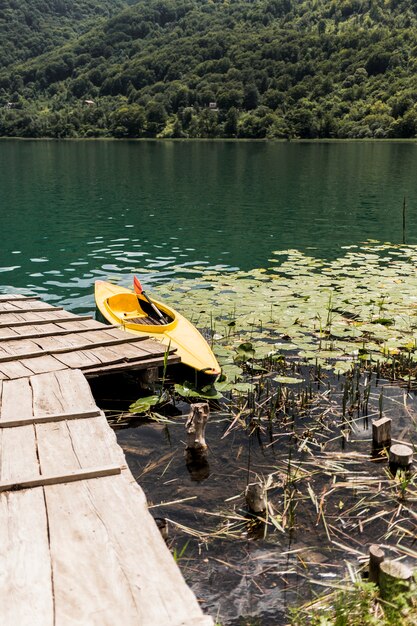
[
  {"left": 1, "top": 0, "right": 417, "bottom": 139},
  {"left": 0, "top": 1, "right": 126, "bottom": 67}
]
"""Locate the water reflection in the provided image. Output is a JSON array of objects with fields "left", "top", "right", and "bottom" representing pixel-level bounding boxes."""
[{"left": 1, "top": 140, "right": 417, "bottom": 310}]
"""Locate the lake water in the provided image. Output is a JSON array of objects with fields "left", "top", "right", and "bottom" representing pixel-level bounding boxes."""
[
  {"left": 2, "top": 139, "right": 417, "bottom": 624},
  {"left": 1, "top": 139, "right": 417, "bottom": 312}
]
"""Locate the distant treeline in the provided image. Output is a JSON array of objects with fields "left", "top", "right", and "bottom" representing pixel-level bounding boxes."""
[{"left": 1, "top": 0, "right": 417, "bottom": 139}]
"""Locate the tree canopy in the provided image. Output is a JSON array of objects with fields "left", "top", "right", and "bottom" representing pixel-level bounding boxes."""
[{"left": 2, "top": 0, "right": 417, "bottom": 139}]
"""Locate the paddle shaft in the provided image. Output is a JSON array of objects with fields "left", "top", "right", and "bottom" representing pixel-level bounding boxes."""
[{"left": 141, "top": 291, "right": 166, "bottom": 322}]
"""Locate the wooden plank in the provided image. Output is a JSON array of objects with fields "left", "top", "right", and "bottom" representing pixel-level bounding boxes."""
[
  {"left": 5, "top": 332, "right": 154, "bottom": 360},
  {"left": 31, "top": 373, "right": 145, "bottom": 624},
  {"left": 0, "top": 464, "right": 122, "bottom": 492},
  {"left": 0, "top": 306, "right": 62, "bottom": 315},
  {"left": 0, "top": 490, "right": 54, "bottom": 626},
  {"left": 84, "top": 353, "right": 180, "bottom": 376},
  {"left": 31, "top": 370, "right": 212, "bottom": 625},
  {"left": 0, "top": 328, "right": 19, "bottom": 340},
  {"left": 104, "top": 341, "right": 173, "bottom": 361},
  {"left": 0, "top": 315, "right": 93, "bottom": 329},
  {"left": 53, "top": 350, "right": 103, "bottom": 368},
  {"left": 0, "top": 377, "right": 54, "bottom": 624},
  {"left": 0, "top": 322, "right": 119, "bottom": 342},
  {"left": 0, "top": 339, "right": 44, "bottom": 361},
  {"left": 55, "top": 318, "right": 102, "bottom": 330},
  {"left": 31, "top": 369, "right": 98, "bottom": 416},
  {"left": 84, "top": 345, "right": 127, "bottom": 365},
  {"left": 31, "top": 333, "right": 95, "bottom": 352},
  {"left": 20, "top": 355, "right": 67, "bottom": 375},
  {"left": 0, "top": 408, "right": 101, "bottom": 429},
  {"left": 0, "top": 380, "right": 38, "bottom": 482},
  {"left": 12, "top": 300, "right": 54, "bottom": 311},
  {"left": 0, "top": 361, "right": 33, "bottom": 379},
  {"left": 80, "top": 328, "right": 149, "bottom": 344},
  {"left": 0, "top": 295, "right": 40, "bottom": 302}
]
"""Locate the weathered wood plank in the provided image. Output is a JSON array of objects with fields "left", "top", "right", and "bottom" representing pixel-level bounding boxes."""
[
  {"left": 0, "top": 339, "right": 44, "bottom": 361},
  {"left": 85, "top": 345, "right": 127, "bottom": 365},
  {"left": 55, "top": 319, "right": 102, "bottom": 330},
  {"left": 0, "top": 490, "right": 54, "bottom": 626},
  {"left": 0, "top": 377, "right": 54, "bottom": 625},
  {"left": 20, "top": 355, "right": 67, "bottom": 375},
  {"left": 0, "top": 328, "right": 19, "bottom": 339},
  {"left": 33, "top": 333, "right": 95, "bottom": 352},
  {"left": 0, "top": 464, "right": 122, "bottom": 492},
  {"left": 110, "top": 339, "right": 172, "bottom": 359},
  {"left": 32, "top": 370, "right": 212, "bottom": 626},
  {"left": 0, "top": 361, "right": 33, "bottom": 379},
  {"left": 0, "top": 408, "right": 101, "bottom": 429},
  {"left": 0, "top": 306, "right": 62, "bottom": 315},
  {"left": 32, "top": 373, "right": 147, "bottom": 625},
  {"left": 12, "top": 300, "right": 54, "bottom": 311},
  {"left": 0, "top": 295, "right": 40, "bottom": 302},
  {"left": 53, "top": 350, "right": 103, "bottom": 368},
  {"left": 0, "top": 322, "right": 119, "bottom": 342},
  {"left": 84, "top": 353, "right": 180, "bottom": 376},
  {"left": 31, "top": 369, "right": 97, "bottom": 415},
  {"left": 0, "top": 315, "right": 93, "bottom": 329}
]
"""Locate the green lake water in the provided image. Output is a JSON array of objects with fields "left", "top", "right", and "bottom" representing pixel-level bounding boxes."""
[
  {"left": 1, "top": 139, "right": 417, "bottom": 311},
  {"left": 2, "top": 139, "right": 417, "bottom": 624}
]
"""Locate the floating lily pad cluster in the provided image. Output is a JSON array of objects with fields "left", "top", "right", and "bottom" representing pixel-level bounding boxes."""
[{"left": 154, "top": 243, "right": 417, "bottom": 378}]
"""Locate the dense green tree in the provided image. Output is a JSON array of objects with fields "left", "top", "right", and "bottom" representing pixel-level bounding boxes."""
[
  {"left": 110, "top": 104, "right": 146, "bottom": 137},
  {"left": 1, "top": 0, "right": 417, "bottom": 138}
]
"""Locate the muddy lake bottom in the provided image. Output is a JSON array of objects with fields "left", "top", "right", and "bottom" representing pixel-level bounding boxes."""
[{"left": 90, "top": 368, "right": 417, "bottom": 626}]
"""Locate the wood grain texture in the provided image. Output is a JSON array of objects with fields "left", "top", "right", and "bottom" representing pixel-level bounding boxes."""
[
  {"left": 0, "top": 465, "right": 122, "bottom": 492},
  {"left": 0, "top": 377, "right": 54, "bottom": 625}
]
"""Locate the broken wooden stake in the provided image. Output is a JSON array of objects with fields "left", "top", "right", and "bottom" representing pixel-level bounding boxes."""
[
  {"left": 185, "top": 403, "right": 210, "bottom": 481},
  {"left": 368, "top": 544, "right": 385, "bottom": 585},
  {"left": 185, "top": 403, "right": 209, "bottom": 451},
  {"left": 379, "top": 560, "right": 413, "bottom": 600},
  {"left": 389, "top": 443, "right": 413, "bottom": 474},
  {"left": 372, "top": 416, "right": 391, "bottom": 449},
  {"left": 245, "top": 482, "right": 267, "bottom": 514}
]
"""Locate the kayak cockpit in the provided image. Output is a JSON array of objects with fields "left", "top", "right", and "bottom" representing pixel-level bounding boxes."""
[{"left": 106, "top": 293, "right": 174, "bottom": 327}]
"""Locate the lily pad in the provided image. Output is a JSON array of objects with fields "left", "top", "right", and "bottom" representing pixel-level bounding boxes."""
[{"left": 274, "top": 375, "right": 305, "bottom": 384}]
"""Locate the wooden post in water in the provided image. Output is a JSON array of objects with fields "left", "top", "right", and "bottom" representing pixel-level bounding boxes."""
[
  {"left": 368, "top": 544, "right": 385, "bottom": 585},
  {"left": 372, "top": 416, "right": 391, "bottom": 450},
  {"left": 185, "top": 403, "right": 210, "bottom": 481},
  {"left": 403, "top": 196, "right": 407, "bottom": 244},
  {"left": 186, "top": 403, "right": 209, "bottom": 450},
  {"left": 379, "top": 560, "right": 413, "bottom": 600},
  {"left": 389, "top": 443, "right": 413, "bottom": 474}
]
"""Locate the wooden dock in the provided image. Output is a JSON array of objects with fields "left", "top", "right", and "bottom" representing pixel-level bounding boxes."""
[
  {"left": 0, "top": 294, "right": 180, "bottom": 379},
  {"left": 0, "top": 295, "right": 213, "bottom": 625}
]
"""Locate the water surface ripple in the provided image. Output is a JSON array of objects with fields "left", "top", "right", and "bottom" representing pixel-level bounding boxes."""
[{"left": 1, "top": 140, "right": 417, "bottom": 310}]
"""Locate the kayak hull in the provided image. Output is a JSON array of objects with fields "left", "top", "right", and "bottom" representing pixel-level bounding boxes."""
[{"left": 94, "top": 281, "right": 220, "bottom": 378}]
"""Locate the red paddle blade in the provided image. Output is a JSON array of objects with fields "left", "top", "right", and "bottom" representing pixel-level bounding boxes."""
[{"left": 133, "top": 275, "right": 143, "bottom": 294}]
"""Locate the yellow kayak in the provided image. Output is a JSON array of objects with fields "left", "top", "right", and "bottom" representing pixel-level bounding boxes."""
[{"left": 94, "top": 280, "right": 221, "bottom": 379}]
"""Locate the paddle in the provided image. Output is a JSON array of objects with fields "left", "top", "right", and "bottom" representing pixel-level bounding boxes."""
[{"left": 133, "top": 276, "right": 167, "bottom": 323}]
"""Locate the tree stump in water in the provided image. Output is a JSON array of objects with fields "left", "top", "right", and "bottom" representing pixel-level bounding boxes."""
[
  {"left": 185, "top": 403, "right": 210, "bottom": 481},
  {"left": 185, "top": 403, "right": 209, "bottom": 451},
  {"left": 379, "top": 560, "right": 413, "bottom": 600},
  {"left": 245, "top": 482, "right": 267, "bottom": 514},
  {"left": 389, "top": 443, "right": 413, "bottom": 474}
]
